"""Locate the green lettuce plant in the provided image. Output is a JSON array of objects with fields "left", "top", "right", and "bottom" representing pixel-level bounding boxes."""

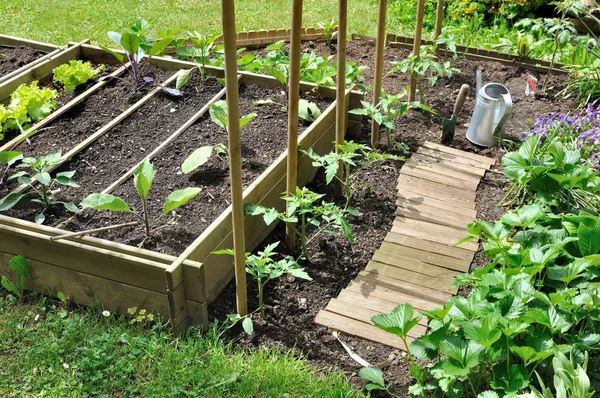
[
  {"left": 0, "top": 150, "right": 79, "bottom": 224},
  {"left": 80, "top": 159, "right": 201, "bottom": 241},
  {"left": 53, "top": 60, "right": 106, "bottom": 92},
  {"left": 0, "top": 81, "right": 58, "bottom": 139}
]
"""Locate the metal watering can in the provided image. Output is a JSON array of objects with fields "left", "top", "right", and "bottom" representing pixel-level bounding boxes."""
[{"left": 466, "top": 69, "right": 512, "bottom": 147}]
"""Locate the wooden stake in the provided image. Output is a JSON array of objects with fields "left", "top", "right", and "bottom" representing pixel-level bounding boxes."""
[
  {"left": 409, "top": 0, "right": 426, "bottom": 102},
  {"left": 335, "top": 0, "right": 348, "bottom": 197},
  {"left": 434, "top": 0, "right": 444, "bottom": 54},
  {"left": 222, "top": 0, "right": 248, "bottom": 317},
  {"left": 286, "top": 0, "right": 303, "bottom": 254},
  {"left": 371, "top": 0, "right": 388, "bottom": 148}
]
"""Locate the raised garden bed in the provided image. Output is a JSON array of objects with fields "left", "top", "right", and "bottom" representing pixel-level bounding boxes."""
[
  {"left": 0, "top": 39, "right": 363, "bottom": 331},
  {"left": 0, "top": 34, "right": 62, "bottom": 85}
]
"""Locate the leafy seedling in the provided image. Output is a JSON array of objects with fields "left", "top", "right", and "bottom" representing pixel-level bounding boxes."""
[
  {"left": 1, "top": 255, "right": 30, "bottom": 301},
  {"left": 181, "top": 144, "right": 227, "bottom": 174},
  {"left": 100, "top": 26, "right": 180, "bottom": 96},
  {"left": 0, "top": 150, "right": 79, "bottom": 224},
  {"left": 358, "top": 367, "right": 390, "bottom": 393},
  {"left": 0, "top": 151, "right": 23, "bottom": 185},
  {"left": 53, "top": 60, "right": 106, "bottom": 92},
  {"left": 209, "top": 100, "right": 256, "bottom": 130},
  {"left": 253, "top": 98, "right": 321, "bottom": 123},
  {"left": 80, "top": 159, "right": 201, "bottom": 242},
  {"left": 215, "top": 241, "right": 311, "bottom": 319}
]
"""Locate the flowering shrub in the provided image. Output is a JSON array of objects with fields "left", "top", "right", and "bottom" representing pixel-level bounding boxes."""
[{"left": 521, "top": 103, "right": 600, "bottom": 167}]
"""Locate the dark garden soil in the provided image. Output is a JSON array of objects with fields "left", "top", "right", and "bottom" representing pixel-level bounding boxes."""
[
  {"left": 61, "top": 84, "right": 333, "bottom": 255},
  {"left": 0, "top": 45, "right": 45, "bottom": 77},
  {"left": 209, "top": 38, "right": 577, "bottom": 396}
]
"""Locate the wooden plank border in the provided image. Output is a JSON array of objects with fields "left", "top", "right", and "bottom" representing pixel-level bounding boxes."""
[
  {"left": 0, "top": 34, "right": 61, "bottom": 52},
  {"left": 383, "top": 33, "right": 566, "bottom": 74}
]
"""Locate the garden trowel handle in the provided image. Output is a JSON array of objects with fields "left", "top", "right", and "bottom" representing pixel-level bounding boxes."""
[{"left": 454, "top": 84, "right": 470, "bottom": 116}]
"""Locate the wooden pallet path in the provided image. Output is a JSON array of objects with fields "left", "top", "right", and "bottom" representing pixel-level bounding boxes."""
[{"left": 315, "top": 142, "right": 494, "bottom": 350}]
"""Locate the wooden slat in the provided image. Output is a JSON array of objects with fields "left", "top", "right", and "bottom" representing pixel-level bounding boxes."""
[
  {"left": 396, "top": 190, "right": 476, "bottom": 211},
  {"left": 401, "top": 165, "right": 479, "bottom": 191},
  {"left": 365, "top": 260, "right": 457, "bottom": 294},
  {"left": 345, "top": 278, "right": 445, "bottom": 312},
  {"left": 377, "top": 241, "right": 471, "bottom": 273},
  {"left": 396, "top": 196, "right": 477, "bottom": 219},
  {"left": 315, "top": 310, "right": 409, "bottom": 350},
  {"left": 416, "top": 147, "right": 490, "bottom": 170},
  {"left": 391, "top": 221, "right": 478, "bottom": 251},
  {"left": 356, "top": 271, "right": 453, "bottom": 302},
  {"left": 410, "top": 152, "right": 485, "bottom": 177},
  {"left": 325, "top": 297, "right": 428, "bottom": 338},
  {"left": 384, "top": 231, "right": 475, "bottom": 262},
  {"left": 397, "top": 175, "right": 477, "bottom": 203},
  {"left": 423, "top": 142, "right": 496, "bottom": 166},
  {"left": 405, "top": 157, "right": 483, "bottom": 181},
  {"left": 373, "top": 249, "right": 466, "bottom": 278},
  {"left": 395, "top": 204, "right": 474, "bottom": 229}
]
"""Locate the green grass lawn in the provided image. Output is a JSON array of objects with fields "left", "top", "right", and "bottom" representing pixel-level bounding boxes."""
[
  {"left": 0, "top": 296, "right": 358, "bottom": 397},
  {"left": 0, "top": 0, "right": 381, "bottom": 46}
]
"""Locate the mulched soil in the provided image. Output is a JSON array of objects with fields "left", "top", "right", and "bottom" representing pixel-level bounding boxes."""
[
  {"left": 210, "top": 38, "right": 577, "bottom": 396},
  {"left": 0, "top": 45, "right": 45, "bottom": 77}
]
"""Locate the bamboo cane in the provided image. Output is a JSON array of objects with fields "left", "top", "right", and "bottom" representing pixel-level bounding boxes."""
[
  {"left": 335, "top": 0, "right": 348, "bottom": 198},
  {"left": 222, "top": 0, "right": 247, "bottom": 317},
  {"left": 286, "top": 0, "right": 303, "bottom": 254},
  {"left": 434, "top": 0, "right": 445, "bottom": 54},
  {"left": 371, "top": 0, "right": 388, "bottom": 148},
  {"left": 409, "top": 0, "right": 426, "bottom": 101}
]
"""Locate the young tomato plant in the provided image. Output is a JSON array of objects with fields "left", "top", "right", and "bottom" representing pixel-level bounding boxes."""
[
  {"left": 176, "top": 32, "right": 221, "bottom": 88},
  {"left": 301, "top": 140, "right": 404, "bottom": 207},
  {"left": 80, "top": 159, "right": 201, "bottom": 242},
  {"left": 52, "top": 60, "right": 106, "bottom": 92},
  {"left": 209, "top": 99, "right": 256, "bottom": 132},
  {"left": 0, "top": 151, "right": 79, "bottom": 224},
  {"left": 245, "top": 186, "right": 361, "bottom": 259},
  {"left": 387, "top": 45, "right": 461, "bottom": 104},
  {"left": 215, "top": 241, "right": 311, "bottom": 319}
]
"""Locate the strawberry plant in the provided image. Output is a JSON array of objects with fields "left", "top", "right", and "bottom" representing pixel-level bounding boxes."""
[
  {"left": 317, "top": 20, "right": 338, "bottom": 48},
  {"left": 0, "top": 151, "right": 79, "bottom": 224},
  {"left": 53, "top": 60, "right": 106, "bottom": 92},
  {"left": 80, "top": 159, "right": 201, "bottom": 242}
]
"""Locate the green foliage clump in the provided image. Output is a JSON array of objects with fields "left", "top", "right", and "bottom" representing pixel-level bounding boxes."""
[
  {"left": 53, "top": 60, "right": 106, "bottom": 92},
  {"left": 0, "top": 81, "right": 58, "bottom": 139}
]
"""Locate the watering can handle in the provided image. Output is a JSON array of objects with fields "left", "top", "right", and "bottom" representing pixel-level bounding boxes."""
[{"left": 493, "top": 93, "right": 513, "bottom": 138}]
